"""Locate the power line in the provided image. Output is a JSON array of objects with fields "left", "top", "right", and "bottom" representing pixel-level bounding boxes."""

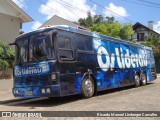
[
  {"left": 38, "top": 0, "right": 135, "bottom": 23},
  {"left": 38, "top": 0, "right": 80, "bottom": 20},
  {"left": 59, "top": 0, "right": 106, "bottom": 18},
  {"left": 37, "top": 0, "right": 63, "bottom": 16},
  {"left": 38, "top": 0, "right": 90, "bottom": 20},
  {"left": 59, "top": 0, "right": 88, "bottom": 13},
  {"left": 137, "top": 0, "right": 160, "bottom": 6},
  {"left": 55, "top": 0, "right": 80, "bottom": 18},
  {"left": 89, "top": 0, "right": 135, "bottom": 23},
  {"left": 120, "top": 0, "right": 160, "bottom": 8}
]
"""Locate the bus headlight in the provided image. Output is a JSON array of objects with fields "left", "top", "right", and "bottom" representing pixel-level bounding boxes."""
[
  {"left": 51, "top": 74, "right": 56, "bottom": 80},
  {"left": 46, "top": 88, "right": 51, "bottom": 93},
  {"left": 41, "top": 89, "right": 46, "bottom": 94}
]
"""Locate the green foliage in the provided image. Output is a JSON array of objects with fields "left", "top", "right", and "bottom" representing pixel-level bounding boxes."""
[
  {"left": 78, "top": 13, "right": 134, "bottom": 41},
  {"left": 90, "top": 21, "right": 134, "bottom": 40},
  {"left": 78, "top": 11, "right": 93, "bottom": 27},
  {"left": 85, "top": 11, "right": 93, "bottom": 27},
  {"left": 119, "top": 23, "right": 134, "bottom": 41},
  {"left": 141, "top": 35, "right": 160, "bottom": 57},
  {"left": 0, "top": 41, "right": 15, "bottom": 71},
  {"left": 93, "top": 15, "right": 103, "bottom": 24},
  {"left": 106, "top": 16, "right": 114, "bottom": 23},
  {"left": 0, "top": 59, "right": 9, "bottom": 71}
]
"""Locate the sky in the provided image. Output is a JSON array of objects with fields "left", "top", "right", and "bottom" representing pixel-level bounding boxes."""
[{"left": 12, "top": 0, "right": 160, "bottom": 33}]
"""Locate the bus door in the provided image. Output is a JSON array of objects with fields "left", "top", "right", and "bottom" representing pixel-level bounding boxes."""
[
  {"left": 120, "top": 44, "right": 132, "bottom": 85},
  {"left": 57, "top": 30, "right": 76, "bottom": 95},
  {"left": 75, "top": 33, "right": 94, "bottom": 92},
  {"left": 107, "top": 42, "right": 122, "bottom": 88},
  {"left": 109, "top": 42, "right": 132, "bottom": 87}
]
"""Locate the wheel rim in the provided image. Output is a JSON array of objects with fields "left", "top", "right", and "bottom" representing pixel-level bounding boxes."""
[
  {"left": 84, "top": 79, "right": 93, "bottom": 94},
  {"left": 135, "top": 75, "right": 140, "bottom": 86},
  {"left": 142, "top": 74, "right": 146, "bottom": 84}
]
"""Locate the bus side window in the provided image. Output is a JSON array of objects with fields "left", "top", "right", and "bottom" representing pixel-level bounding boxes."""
[
  {"left": 76, "top": 33, "right": 92, "bottom": 51},
  {"left": 58, "top": 36, "right": 73, "bottom": 60}
]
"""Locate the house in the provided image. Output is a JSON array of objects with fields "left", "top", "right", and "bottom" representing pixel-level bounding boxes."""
[
  {"left": 39, "top": 15, "right": 89, "bottom": 30},
  {"left": 0, "top": 0, "right": 33, "bottom": 44},
  {"left": 131, "top": 21, "right": 159, "bottom": 42}
]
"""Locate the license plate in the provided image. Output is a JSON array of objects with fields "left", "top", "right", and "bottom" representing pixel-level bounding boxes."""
[{"left": 25, "top": 91, "right": 33, "bottom": 96}]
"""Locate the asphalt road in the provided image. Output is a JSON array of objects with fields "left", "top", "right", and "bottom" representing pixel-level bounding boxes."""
[{"left": 0, "top": 78, "right": 159, "bottom": 120}]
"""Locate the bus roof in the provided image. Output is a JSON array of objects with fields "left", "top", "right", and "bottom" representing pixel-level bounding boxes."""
[{"left": 16, "top": 25, "right": 152, "bottom": 50}]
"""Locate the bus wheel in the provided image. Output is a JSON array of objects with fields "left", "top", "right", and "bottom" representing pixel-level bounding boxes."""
[
  {"left": 141, "top": 73, "right": 147, "bottom": 86},
  {"left": 81, "top": 75, "right": 94, "bottom": 98},
  {"left": 134, "top": 74, "right": 140, "bottom": 87}
]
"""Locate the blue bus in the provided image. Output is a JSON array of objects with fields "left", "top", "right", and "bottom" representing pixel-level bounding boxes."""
[{"left": 8, "top": 25, "right": 157, "bottom": 98}]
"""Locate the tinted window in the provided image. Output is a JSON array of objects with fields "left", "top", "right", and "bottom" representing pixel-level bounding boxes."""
[
  {"left": 58, "top": 34, "right": 73, "bottom": 60},
  {"left": 29, "top": 32, "right": 55, "bottom": 62},
  {"left": 58, "top": 37, "right": 71, "bottom": 49},
  {"left": 15, "top": 38, "right": 28, "bottom": 64},
  {"left": 76, "top": 34, "right": 92, "bottom": 51}
]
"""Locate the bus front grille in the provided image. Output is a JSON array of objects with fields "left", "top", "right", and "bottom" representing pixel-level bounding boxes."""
[{"left": 15, "top": 76, "right": 50, "bottom": 86}]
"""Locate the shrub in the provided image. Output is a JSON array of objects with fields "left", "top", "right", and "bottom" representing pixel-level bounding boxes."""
[{"left": 0, "top": 41, "right": 15, "bottom": 71}]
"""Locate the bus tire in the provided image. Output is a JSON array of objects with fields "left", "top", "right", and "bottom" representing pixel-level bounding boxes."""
[
  {"left": 134, "top": 73, "right": 140, "bottom": 87},
  {"left": 141, "top": 72, "right": 147, "bottom": 86},
  {"left": 81, "top": 75, "right": 94, "bottom": 98}
]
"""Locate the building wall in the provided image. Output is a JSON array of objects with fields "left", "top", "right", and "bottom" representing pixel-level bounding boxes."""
[
  {"left": 132, "top": 25, "right": 159, "bottom": 42},
  {"left": 132, "top": 31, "right": 149, "bottom": 39},
  {"left": 0, "top": 13, "right": 20, "bottom": 44}
]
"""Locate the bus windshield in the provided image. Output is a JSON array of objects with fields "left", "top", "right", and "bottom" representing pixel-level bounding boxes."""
[{"left": 15, "top": 31, "right": 55, "bottom": 64}]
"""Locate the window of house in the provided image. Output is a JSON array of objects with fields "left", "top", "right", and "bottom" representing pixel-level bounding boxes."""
[{"left": 137, "top": 33, "right": 144, "bottom": 41}]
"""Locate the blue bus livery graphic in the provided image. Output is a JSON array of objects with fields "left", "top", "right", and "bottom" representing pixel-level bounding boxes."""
[
  {"left": 9, "top": 25, "right": 157, "bottom": 98},
  {"left": 97, "top": 46, "right": 148, "bottom": 71},
  {"left": 14, "top": 63, "right": 49, "bottom": 77}
]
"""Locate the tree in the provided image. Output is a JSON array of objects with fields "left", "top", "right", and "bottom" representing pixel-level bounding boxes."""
[
  {"left": 90, "top": 21, "right": 134, "bottom": 40},
  {"left": 85, "top": 11, "right": 93, "bottom": 27},
  {"left": 0, "top": 41, "right": 15, "bottom": 71},
  {"left": 142, "top": 35, "right": 160, "bottom": 49},
  {"left": 78, "top": 14, "right": 134, "bottom": 40},
  {"left": 78, "top": 11, "right": 93, "bottom": 27},
  {"left": 119, "top": 23, "right": 134, "bottom": 41},
  {"left": 78, "top": 12, "right": 104, "bottom": 27},
  {"left": 106, "top": 16, "right": 114, "bottom": 23},
  {"left": 93, "top": 15, "right": 103, "bottom": 24},
  {"left": 78, "top": 18, "right": 86, "bottom": 27}
]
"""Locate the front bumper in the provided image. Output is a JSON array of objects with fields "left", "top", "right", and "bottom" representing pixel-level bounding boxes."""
[{"left": 12, "top": 85, "right": 60, "bottom": 98}]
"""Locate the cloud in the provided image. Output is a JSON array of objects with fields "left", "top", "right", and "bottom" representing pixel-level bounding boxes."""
[
  {"left": 12, "top": 0, "right": 25, "bottom": 8},
  {"left": 154, "top": 21, "right": 160, "bottom": 34},
  {"left": 103, "top": 3, "right": 128, "bottom": 20},
  {"left": 39, "top": 0, "right": 96, "bottom": 22},
  {"left": 32, "top": 21, "right": 42, "bottom": 30}
]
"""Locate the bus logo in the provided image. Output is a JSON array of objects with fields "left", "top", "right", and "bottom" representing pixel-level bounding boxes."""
[{"left": 97, "top": 46, "right": 148, "bottom": 71}]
